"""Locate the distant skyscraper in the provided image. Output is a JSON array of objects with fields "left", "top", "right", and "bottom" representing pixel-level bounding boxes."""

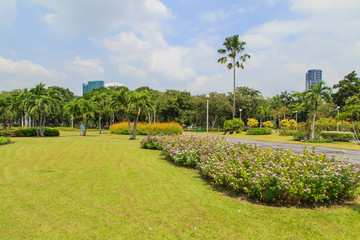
[
  {"left": 82, "top": 80, "right": 105, "bottom": 95},
  {"left": 305, "top": 69, "right": 322, "bottom": 90}
]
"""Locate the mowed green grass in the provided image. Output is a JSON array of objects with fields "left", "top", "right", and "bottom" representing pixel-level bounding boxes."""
[{"left": 0, "top": 131, "right": 360, "bottom": 239}]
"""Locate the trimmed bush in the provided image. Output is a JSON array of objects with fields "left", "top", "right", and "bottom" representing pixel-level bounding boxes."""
[
  {"left": 0, "top": 130, "right": 13, "bottom": 137},
  {"left": 246, "top": 127, "right": 272, "bottom": 135},
  {"left": 0, "top": 136, "right": 11, "bottom": 144},
  {"left": 0, "top": 128, "right": 60, "bottom": 137},
  {"left": 279, "top": 130, "right": 298, "bottom": 136},
  {"left": 223, "top": 118, "right": 244, "bottom": 133},
  {"left": 305, "top": 139, "right": 333, "bottom": 143},
  {"left": 293, "top": 132, "right": 306, "bottom": 141},
  {"left": 320, "top": 131, "right": 354, "bottom": 142},
  {"left": 110, "top": 122, "right": 183, "bottom": 135},
  {"left": 140, "top": 135, "right": 360, "bottom": 205}
]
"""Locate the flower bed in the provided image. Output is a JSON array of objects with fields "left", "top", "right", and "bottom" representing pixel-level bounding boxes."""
[{"left": 140, "top": 135, "right": 360, "bottom": 205}]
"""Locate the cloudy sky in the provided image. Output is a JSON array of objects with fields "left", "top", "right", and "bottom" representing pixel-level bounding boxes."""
[{"left": 0, "top": 0, "right": 359, "bottom": 96}]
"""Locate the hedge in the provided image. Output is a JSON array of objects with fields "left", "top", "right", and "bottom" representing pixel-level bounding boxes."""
[
  {"left": 110, "top": 122, "right": 183, "bottom": 135},
  {"left": 0, "top": 128, "right": 60, "bottom": 137},
  {"left": 246, "top": 127, "right": 272, "bottom": 135},
  {"left": 320, "top": 131, "right": 354, "bottom": 142}
]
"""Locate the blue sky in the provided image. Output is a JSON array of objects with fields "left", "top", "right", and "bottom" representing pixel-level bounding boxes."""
[{"left": 0, "top": 0, "right": 359, "bottom": 96}]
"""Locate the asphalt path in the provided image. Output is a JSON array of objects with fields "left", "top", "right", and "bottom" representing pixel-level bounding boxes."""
[{"left": 224, "top": 137, "right": 360, "bottom": 166}]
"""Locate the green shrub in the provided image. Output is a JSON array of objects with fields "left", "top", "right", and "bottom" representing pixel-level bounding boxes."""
[
  {"left": 13, "top": 128, "right": 37, "bottom": 137},
  {"left": 293, "top": 132, "right": 306, "bottom": 141},
  {"left": 110, "top": 122, "right": 183, "bottom": 135},
  {"left": 223, "top": 118, "right": 244, "bottom": 133},
  {"left": 279, "top": 130, "right": 298, "bottom": 136},
  {"left": 0, "top": 130, "right": 14, "bottom": 137},
  {"left": 44, "top": 128, "right": 60, "bottom": 136},
  {"left": 246, "top": 127, "right": 272, "bottom": 135},
  {"left": 320, "top": 131, "right": 354, "bottom": 142},
  {"left": 305, "top": 138, "right": 334, "bottom": 143},
  {"left": 0, "top": 127, "right": 60, "bottom": 137},
  {"left": 0, "top": 136, "right": 11, "bottom": 144}
]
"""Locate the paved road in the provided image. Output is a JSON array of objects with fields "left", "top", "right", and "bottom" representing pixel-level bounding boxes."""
[{"left": 224, "top": 137, "right": 360, "bottom": 166}]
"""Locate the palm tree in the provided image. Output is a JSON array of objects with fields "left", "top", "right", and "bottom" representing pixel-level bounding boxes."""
[
  {"left": 125, "top": 90, "right": 152, "bottom": 140},
  {"left": 90, "top": 89, "right": 111, "bottom": 134},
  {"left": 24, "top": 83, "right": 60, "bottom": 136},
  {"left": 218, "top": 35, "right": 250, "bottom": 119},
  {"left": 65, "top": 98, "right": 95, "bottom": 136},
  {"left": 304, "top": 81, "right": 331, "bottom": 139}
]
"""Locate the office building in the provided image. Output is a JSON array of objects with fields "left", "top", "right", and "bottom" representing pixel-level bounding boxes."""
[
  {"left": 305, "top": 69, "right": 322, "bottom": 90},
  {"left": 82, "top": 80, "right": 104, "bottom": 95}
]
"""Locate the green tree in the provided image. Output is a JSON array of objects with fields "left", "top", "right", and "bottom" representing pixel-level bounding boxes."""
[
  {"left": 125, "top": 90, "right": 152, "bottom": 140},
  {"left": 24, "top": 83, "right": 61, "bottom": 136},
  {"left": 218, "top": 35, "right": 250, "bottom": 119},
  {"left": 65, "top": 98, "right": 95, "bottom": 136},
  {"left": 304, "top": 81, "right": 332, "bottom": 139},
  {"left": 332, "top": 71, "right": 360, "bottom": 108}
]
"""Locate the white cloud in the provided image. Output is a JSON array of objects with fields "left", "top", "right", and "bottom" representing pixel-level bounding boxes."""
[
  {"left": 118, "top": 64, "right": 147, "bottom": 80},
  {"left": 0, "top": 0, "right": 16, "bottom": 28},
  {"left": 201, "top": 10, "right": 228, "bottom": 23},
  {"left": 65, "top": 56, "right": 104, "bottom": 76},
  {"left": 30, "top": 0, "right": 171, "bottom": 35},
  {"left": 238, "top": 0, "right": 360, "bottom": 96},
  {"left": 0, "top": 56, "right": 66, "bottom": 91}
]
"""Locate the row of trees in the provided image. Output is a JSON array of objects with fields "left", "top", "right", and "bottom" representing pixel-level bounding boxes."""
[{"left": 1, "top": 71, "right": 359, "bottom": 138}]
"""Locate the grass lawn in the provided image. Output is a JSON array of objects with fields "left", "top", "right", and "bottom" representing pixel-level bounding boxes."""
[
  {"left": 189, "top": 131, "right": 360, "bottom": 151},
  {"left": 0, "top": 131, "right": 359, "bottom": 239}
]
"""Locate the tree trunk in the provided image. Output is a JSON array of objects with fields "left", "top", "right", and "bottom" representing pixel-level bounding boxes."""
[
  {"left": 232, "top": 57, "right": 236, "bottom": 119},
  {"left": 126, "top": 112, "right": 133, "bottom": 139},
  {"left": 99, "top": 116, "right": 102, "bottom": 134},
  {"left": 210, "top": 115, "right": 217, "bottom": 131},
  {"left": 41, "top": 116, "right": 46, "bottom": 137},
  {"left": 311, "top": 102, "right": 317, "bottom": 139},
  {"left": 154, "top": 109, "right": 156, "bottom": 124}
]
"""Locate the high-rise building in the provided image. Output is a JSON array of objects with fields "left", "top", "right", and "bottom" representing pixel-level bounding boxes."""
[
  {"left": 305, "top": 69, "right": 322, "bottom": 90},
  {"left": 82, "top": 80, "right": 105, "bottom": 95}
]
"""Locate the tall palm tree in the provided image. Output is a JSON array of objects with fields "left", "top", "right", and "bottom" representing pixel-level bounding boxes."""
[
  {"left": 304, "top": 81, "right": 331, "bottom": 139},
  {"left": 125, "top": 90, "right": 152, "bottom": 140},
  {"left": 25, "top": 83, "right": 60, "bottom": 136},
  {"left": 218, "top": 35, "right": 250, "bottom": 119},
  {"left": 65, "top": 98, "right": 95, "bottom": 136}
]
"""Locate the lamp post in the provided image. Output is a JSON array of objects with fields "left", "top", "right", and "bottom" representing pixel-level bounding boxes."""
[
  {"left": 239, "top": 108, "right": 242, "bottom": 120},
  {"left": 337, "top": 106, "right": 340, "bottom": 132},
  {"left": 295, "top": 110, "right": 298, "bottom": 131},
  {"left": 206, "top": 94, "right": 210, "bottom": 135}
]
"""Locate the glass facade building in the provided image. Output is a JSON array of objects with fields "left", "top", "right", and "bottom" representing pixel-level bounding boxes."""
[
  {"left": 82, "top": 80, "right": 105, "bottom": 95},
  {"left": 305, "top": 69, "right": 322, "bottom": 90}
]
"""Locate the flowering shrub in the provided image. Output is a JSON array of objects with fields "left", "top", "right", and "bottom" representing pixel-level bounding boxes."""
[
  {"left": 247, "top": 118, "right": 259, "bottom": 128},
  {"left": 140, "top": 135, "right": 360, "bottom": 205},
  {"left": 263, "top": 121, "right": 274, "bottom": 128},
  {"left": 110, "top": 122, "right": 183, "bottom": 135}
]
